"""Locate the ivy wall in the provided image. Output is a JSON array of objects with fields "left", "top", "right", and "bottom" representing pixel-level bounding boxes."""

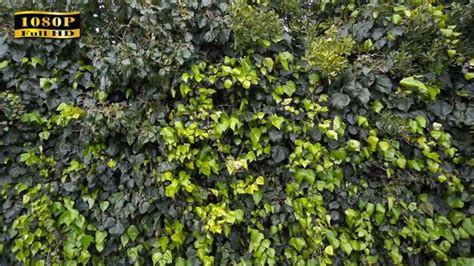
[{"left": 0, "top": 0, "right": 473, "bottom": 265}]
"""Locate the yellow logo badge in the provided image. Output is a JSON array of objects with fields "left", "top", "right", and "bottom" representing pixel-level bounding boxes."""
[{"left": 14, "top": 11, "right": 80, "bottom": 39}]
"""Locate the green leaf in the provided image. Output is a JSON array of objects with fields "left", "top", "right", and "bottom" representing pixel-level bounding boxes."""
[
  {"left": 366, "top": 203, "right": 375, "bottom": 217},
  {"left": 378, "top": 141, "right": 390, "bottom": 152},
  {"left": 224, "top": 79, "right": 232, "bottom": 89},
  {"left": 0, "top": 60, "right": 8, "bottom": 69},
  {"left": 465, "top": 72, "right": 474, "bottom": 80},
  {"left": 165, "top": 180, "right": 180, "bottom": 198},
  {"left": 372, "top": 100, "right": 383, "bottom": 113},
  {"left": 263, "top": 57, "right": 274, "bottom": 70},
  {"left": 31, "top": 57, "right": 44, "bottom": 67},
  {"left": 127, "top": 225, "right": 139, "bottom": 242},
  {"left": 392, "top": 14, "right": 402, "bottom": 25},
  {"left": 357, "top": 116, "right": 369, "bottom": 128},
  {"left": 347, "top": 140, "right": 360, "bottom": 151},
  {"left": 21, "top": 112, "right": 42, "bottom": 124},
  {"left": 95, "top": 231, "right": 107, "bottom": 252},
  {"left": 100, "top": 201, "right": 110, "bottom": 211},
  {"left": 278, "top": 52, "right": 291, "bottom": 71},
  {"left": 283, "top": 81, "right": 296, "bottom": 96},
  {"left": 326, "top": 130, "right": 338, "bottom": 140},
  {"left": 309, "top": 73, "right": 320, "bottom": 85},
  {"left": 416, "top": 115, "right": 427, "bottom": 128},
  {"left": 331, "top": 148, "right": 347, "bottom": 161},
  {"left": 345, "top": 209, "right": 358, "bottom": 227},
  {"left": 215, "top": 117, "right": 230, "bottom": 135},
  {"left": 40, "top": 78, "right": 52, "bottom": 91},
  {"left": 367, "top": 136, "right": 379, "bottom": 149},
  {"left": 295, "top": 168, "right": 316, "bottom": 185},
  {"left": 290, "top": 237, "right": 306, "bottom": 252},
  {"left": 107, "top": 159, "right": 117, "bottom": 168},
  {"left": 324, "top": 246, "right": 334, "bottom": 256},
  {"left": 375, "top": 203, "right": 386, "bottom": 225},
  {"left": 39, "top": 131, "right": 50, "bottom": 140},
  {"left": 396, "top": 157, "right": 406, "bottom": 169},
  {"left": 269, "top": 115, "right": 284, "bottom": 129},
  {"left": 250, "top": 128, "right": 261, "bottom": 146},
  {"left": 341, "top": 242, "right": 352, "bottom": 255},
  {"left": 462, "top": 217, "right": 474, "bottom": 236},
  {"left": 400, "top": 76, "right": 428, "bottom": 92},
  {"left": 242, "top": 80, "right": 251, "bottom": 89},
  {"left": 58, "top": 210, "right": 75, "bottom": 226},
  {"left": 181, "top": 72, "right": 190, "bottom": 82},
  {"left": 80, "top": 235, "right": 94, "bottom": 249}
]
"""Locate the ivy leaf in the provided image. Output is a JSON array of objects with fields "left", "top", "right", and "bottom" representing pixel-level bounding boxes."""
[
  {"left": 295, "top": 168, "right": 315, "bottom": 185},
  {"left": 428, "top": 101, "right": 453, "bottom": 119},
  {"left": 224, "top": 79, "right": 232, "bottom": 89},
  {"left": 379, "top": 141, "right": 390, "bottom": 152},
  {"left": 215, "top": 117, "right": 230, "bottom": 135},
  {"left": 309, "top": 73, "right": 320, "bottom": 85},
  {"left": 290, "top": 237, "right": 306, "bottom": 252},
  {"left": 324, "top": 246, "right": 334, "bottom": 256},
  {"left": 263, "top": 57, "right": 274, "bottom": 70},
  {"left": 399, "top": 76, "right": 431, "bottom": 98},
  {"left": 355, "top": 87, "right": 371, "bottom": 104},
  {"left": 196, "top": 15, "right": 207, "bottom": 29},
  {"left": 375, "top": 203, "right": 386, "bottom": 225},
  {"left": 165, "top": 180, "right": 180, "bottom": 198},
  {"left": 278, "top": 52, "right": 293, "bottom": 71},
  {"left": 31, "top": 57, "right": 44, "bottom": 67},
  {"left": 80, "top": 235, "right": 94, "bottom": 249},
  {"left": 250, "top": 128, "right": 261, "bottom": 146},
  {"left": 95, "top": 231, "right": 107, "bottom": 252},
  {"left": 21, "top": 112, "right": 42, "bottom": 124},
  {"left": 416, "top": 115, "right": 427, "bottom": 128},
  {"left": 345, "top": 209, "right": 358, "bottom": 227},
  {"left": 331, "top": 93, "right": 350, "bottom": 109},
  {"left": 0, "top": 60, "right": 8, "bottom": 69},
  {"left": 396, "top": 157, "right": 406, "bottom": 169},
  {"left": 341, "top": 242, "right": 353, "bottom": 255},
  {"left": 269, "top": 115, "right": 284, "bottom": 129},
  {"left": 271, "top": 145, "right": 289, "bottom": 163},
  {"left": 392, "top": 14, "right": 402, "bottom": 25},
  {"left": 127, "top": 225, "right": 139, "bottom": 242},
  {"left": 462, "top": 218, "right": 474, "bottom": 236},
  {"left": 283, "top": 81, "right": 296, "bottom": 96},
  {"left": 374, "top": 74, "right": 392, "bottom": 93}
]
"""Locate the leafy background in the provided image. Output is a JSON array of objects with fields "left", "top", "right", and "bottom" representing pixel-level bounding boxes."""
[{"left": 0, "top": 0, "right": 473, "bottom": 265}]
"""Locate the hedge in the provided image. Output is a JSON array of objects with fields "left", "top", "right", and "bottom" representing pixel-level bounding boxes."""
[{"left": 0, "top": 0, "right": 473, "bottom": 265}]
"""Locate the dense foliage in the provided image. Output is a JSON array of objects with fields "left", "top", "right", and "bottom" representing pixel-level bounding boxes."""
[{"left": 1, "top": 0, "right": 473, "bottom": 265}]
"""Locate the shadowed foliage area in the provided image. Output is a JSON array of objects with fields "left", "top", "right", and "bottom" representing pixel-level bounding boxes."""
[{"left": 0, "top": 0, "right": 473, "bottom": 265}]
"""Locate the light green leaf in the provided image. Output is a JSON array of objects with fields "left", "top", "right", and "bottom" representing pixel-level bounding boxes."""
[
  {"left": 165, "top": 180, "right": 180, "bottom": 198},
  {"left": 392, "top": 14, "right": 402, "bottom": 25},
  {"left": 0, "top": 60, "right": 8, "bottom": 69},
  {"left": 324, "top": 246, "right": 334, "bottom": 256},
  {"left": 295, "top": 168, "right": 316, "bottom": 185},
  {"left": 379, "top": 141, "right": 390, "bottom": 152},
  {"left": 250, "top": 128, "right": 261, "bottom": 146},
  {"left": 416, "top": 115, "right": 427, "bottom": 128},
  {"left": 396, "top": 157, "right": 406, "bottom": 169},
  {"left": 263, "top": 57, "right": 274, "bottom": 70},
  {"left": 269, "top": 115, "right": 284, "bottom": 129},
  {"left": 95, "top": 231, "right": 107, "bottom": 252},
  {"left": 290, "top": 237, "right": 306, "bottom": 252}
]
